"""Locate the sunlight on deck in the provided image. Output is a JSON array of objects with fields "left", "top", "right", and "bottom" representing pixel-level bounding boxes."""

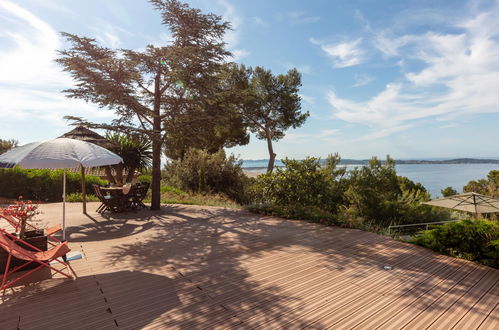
[{"left": 1, "top": 202, "right": 497, "bottom": 329}]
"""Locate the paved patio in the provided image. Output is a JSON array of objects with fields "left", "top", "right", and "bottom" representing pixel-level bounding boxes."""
[{"left": 0, "top": 202, "right": 497, "bottom": 329}]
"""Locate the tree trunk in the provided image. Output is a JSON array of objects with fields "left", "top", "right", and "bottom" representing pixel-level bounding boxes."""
[
  {"left": 114, "top": 164, "right": 124, "bottom": 185},
  {"left": 126, "top": 167, "right": 136, "bottom": 183},
  {"left": 265, "top": 129, "right": 276, "bottom": 174},
  {"left": 151, "top": 70, "right": 162, "bottom": 210},
  {"left": 104, "top": 166, "right": 116, "bottom": 184},
  {"left": 151, "top": 121, "right": 162, "bottom": 210}
]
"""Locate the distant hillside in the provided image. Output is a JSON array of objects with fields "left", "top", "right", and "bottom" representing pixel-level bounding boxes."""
[
  {"left": 242, "top": 158, "right": 499, "bottom": 168},
  {"left": 341, "top": 158, "right": 499, "bottom": 165}
]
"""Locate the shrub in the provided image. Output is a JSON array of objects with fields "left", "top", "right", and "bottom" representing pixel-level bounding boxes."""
[
  {"left": 249, "top": 154, "right": 346, "bottom": 213},
  {"left": 248, "top": 155, "right": 449, "bottom": 231},
  {"left": 0, "top": 167, "right": 107, "bottom": 202},
  {"left": 411, "top": 219, "right": 499, "bottom": 268},
  {"left": 342, "top": 157, "right": 449, "bottom": 228},
  {"left": 163, "top": 148, "right": 249, "bottom": 203}
]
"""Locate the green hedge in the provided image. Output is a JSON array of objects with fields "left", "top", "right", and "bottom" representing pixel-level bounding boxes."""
[
  {"left": 411, "top": 219, "right": 499, "bottom": 268},
  {"left": 0, "top": 167, "right": 107, "bottom": 202}
]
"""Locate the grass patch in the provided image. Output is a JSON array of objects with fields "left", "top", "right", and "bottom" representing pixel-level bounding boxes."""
[
  {"left": 160, "top": 185, "right": 187, "bottom": 195},
  {"left": 143, "top": 185, "right": 241, "bottom": 208},
  {"left": 66, "top": 192, "right": 99, "bottom": 202}
]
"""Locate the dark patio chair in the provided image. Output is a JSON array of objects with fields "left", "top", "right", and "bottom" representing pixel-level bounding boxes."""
[
  {"left": 92, "top": 184, "right": 124, "bottom": 213},
  {"left": 130, "top": 182, "right": 150, "bottom": 209}
]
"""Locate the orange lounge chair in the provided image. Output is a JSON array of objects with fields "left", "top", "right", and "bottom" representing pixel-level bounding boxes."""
[
  {"left": 0, "top": 229, "right": 72, "bottom": 290},
  {"left": 0, "top": 211, "right": 62, "bottom": 246}
]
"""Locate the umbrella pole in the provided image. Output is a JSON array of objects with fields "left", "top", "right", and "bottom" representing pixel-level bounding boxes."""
[
  {"left": 81, "top": 166, "right": 86, "bottom": 214},
  {"left": 63, "top": 169, "right": 66, "bottom": 241}
]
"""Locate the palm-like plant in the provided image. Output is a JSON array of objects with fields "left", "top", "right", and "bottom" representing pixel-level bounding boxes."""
[{"left": 106, "top": 133, "right": 152, "bottom": 184}]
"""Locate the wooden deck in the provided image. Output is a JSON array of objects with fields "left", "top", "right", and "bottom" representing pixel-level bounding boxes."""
[{"left": 1, "top": 202, "right": 497, "bottom": 329}]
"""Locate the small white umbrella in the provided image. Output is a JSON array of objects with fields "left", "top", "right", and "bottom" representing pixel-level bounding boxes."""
[
  {"left": 422, "top": 192, "right": 499, "bottom": 216},
  {"left": 0, "top": 138, "right": 123, "bottom": 240}
]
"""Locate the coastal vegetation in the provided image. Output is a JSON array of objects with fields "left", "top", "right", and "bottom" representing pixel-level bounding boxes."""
[
  {"left": 247, "top": 155, "right": 450, "bottom": 232},
  {"left": 463, "top": 170, "right": 499, "bottom": 197},
  {"left": 412, "top": 219, "right": 498, "bottom": 268}
]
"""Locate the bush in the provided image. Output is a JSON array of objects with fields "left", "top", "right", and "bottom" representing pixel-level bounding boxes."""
[
  {"left": 163, "top": 148, "right": 249, "bottom": 203},
  {"left": 0, "top": 167, "right": 107, "bottom": 202},
  {"left": 248, "top": 155, "right": 449, "bottom": 231},
  {"left": 411, "top": 219, "right": 499, "bottom": 268},
  {"left": 342, "top": 157, "right": 449, "bottom": 229},
  {"left": 249, "top": 154, "right": 346, "bottom": 213}
]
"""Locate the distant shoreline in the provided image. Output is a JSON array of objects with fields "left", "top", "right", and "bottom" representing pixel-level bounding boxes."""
[{"left": 243, "top": 158, "right": 499, "bottom": 168}]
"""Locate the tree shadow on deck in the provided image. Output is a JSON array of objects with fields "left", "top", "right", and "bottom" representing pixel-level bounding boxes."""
[
  {"left": 0, "top": 270, "right": 182, "bottom": 330},
  {"left": 64, "top": 210, "right": 161, "bottom": 242},
  {"left": 101, "top": 205, "right": 498, "bottom": 328}
]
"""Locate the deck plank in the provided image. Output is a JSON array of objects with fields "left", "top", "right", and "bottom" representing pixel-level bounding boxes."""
[{"left": 0, "top": 202, "right": 497, "bottom": 329}]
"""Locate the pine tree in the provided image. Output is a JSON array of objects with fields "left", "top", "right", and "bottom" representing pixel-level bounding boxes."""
[{"left": 57, "top": 0, "right": 232, "bottom": 209}]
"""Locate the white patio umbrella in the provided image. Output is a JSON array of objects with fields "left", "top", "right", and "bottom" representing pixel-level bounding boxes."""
[
  {"left": 422, "top": 192, "right": 499, "bottom": 216},
  {"left": 0, "top": 138, "right": 123, "bottom": 240}
]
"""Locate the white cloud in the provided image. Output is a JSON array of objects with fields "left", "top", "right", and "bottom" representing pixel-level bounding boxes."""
[
  {"left": 280, "top": 61, "right": 312, "bottom": 74},
  {"left": 216, "top": 0, "right": 249, "bottom": 61},
  {"left": 0, "top": 0, "right": 70, "bottom": 87},
  {"left": 352, "top": 73, "right": 374, "bottom": 87},
  {"left": 90, "top": 20, "right": 129, "bottom": 49},
  {"left": 284, "top": 11, "right": 320, "bottom": 24},
  {"left": 299, "top": 94, "right": 315, "bottom": 105},
  {"left": 327, "top": 2, "right": 499, "bottom": 139},
  {"left": 311, "top": 37, "right": 365, "bottom": 68},
  {"left": 232, "top": 49, "right": 250, "bottom": 61},
  {"left": 0, "top": 0, "right": 114, "bottom": 139},
  {"left": 318, "top": 129, "right": 341, "bottom": 138},
  {"left": 252, "top": 17, "right": 266, "bottom": 27}
]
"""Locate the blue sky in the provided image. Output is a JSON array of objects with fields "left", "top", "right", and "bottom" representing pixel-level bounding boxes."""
[{"left": 1, "top": 0, "right": 499, "bottom": 160}]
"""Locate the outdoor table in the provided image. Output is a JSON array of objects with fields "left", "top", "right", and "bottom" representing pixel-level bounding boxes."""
[{"left": 100, "top": 186, "right": 132, "bottom": 212}]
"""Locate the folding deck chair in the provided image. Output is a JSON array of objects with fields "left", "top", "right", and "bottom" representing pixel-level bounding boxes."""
[
  {"left": 0, "top": 229, "right": 72, "bottom": 290},
  {"left": 93, "top": 184, "right": 115, "bottom": 213},
  {"left": 0, "top": 211, "right": 62, "bottom": 246},
  {"left": 130, "top": 182, "right": 150, "bottom": 209}
]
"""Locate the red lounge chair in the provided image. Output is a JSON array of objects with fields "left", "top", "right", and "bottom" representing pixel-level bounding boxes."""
[
  {"left": 0, "top": 229, "right": 72, "bottom": 290},
  {"left": 0, "top": 211, "right": 62, "bottom": 246}
]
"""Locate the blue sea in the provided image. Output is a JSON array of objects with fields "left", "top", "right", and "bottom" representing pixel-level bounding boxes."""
[{"left": 242, "top": 161, "right": 499, "bottom": 198}]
